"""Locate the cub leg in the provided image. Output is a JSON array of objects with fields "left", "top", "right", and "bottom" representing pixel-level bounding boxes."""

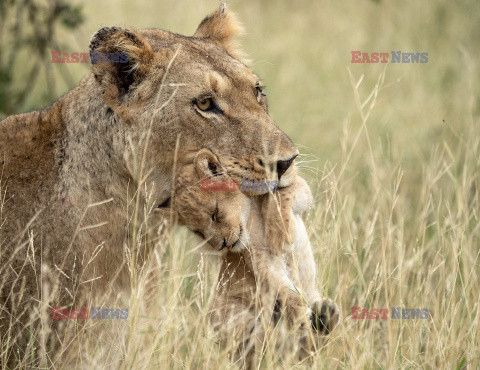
[{"left": 260, "top": 189, "right": 296, "bottom": 256}]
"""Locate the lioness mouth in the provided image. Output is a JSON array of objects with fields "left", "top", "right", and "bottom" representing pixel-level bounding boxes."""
[
  {"left": 219, "top": 240, "right": 239, "bottom": 251},
  {"left": 157, "top": 197, "right": 171, "bottom": 208}
]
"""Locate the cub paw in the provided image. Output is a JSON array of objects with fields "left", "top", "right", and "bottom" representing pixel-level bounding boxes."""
[{"left": 310, "top": 298, "right": 340, "bottom": 335}]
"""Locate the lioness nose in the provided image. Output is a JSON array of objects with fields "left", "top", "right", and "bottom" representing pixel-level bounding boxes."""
[{"left": 277, "top": 155, "right": 297, "bottom": 180}]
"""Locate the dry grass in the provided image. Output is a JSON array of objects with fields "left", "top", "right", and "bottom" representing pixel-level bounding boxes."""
[{"left": 1, "top": 0, "right": 480, "bottom": 368}]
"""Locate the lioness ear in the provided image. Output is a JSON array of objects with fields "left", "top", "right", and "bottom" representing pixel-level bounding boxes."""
[
  {"left": 194, "top": 149, "right": 222, "bottom": 179},
  {"left": 193, "top": 3, "right": 244, "bottom": 60},
  {"left": 89, "top": 27, "right": 155, "bottom": 106}
]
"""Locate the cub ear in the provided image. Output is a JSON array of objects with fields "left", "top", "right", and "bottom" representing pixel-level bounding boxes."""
[
  {"left": 194, "top": 149, "right": 222, "bottom": 179},
  {"left": 193, "top": 3, "right": 244, "bottom": 60},
  {"left": 89, "top": 27, "right": 155, "bottom": 106}
]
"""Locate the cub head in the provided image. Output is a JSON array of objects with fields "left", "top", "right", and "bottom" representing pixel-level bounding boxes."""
[
  {"left": 89, "top": 4, "right": 298, "bottom": 203},
  {"left": 162, "top": 149, "right": 251, "bottom": 254}
]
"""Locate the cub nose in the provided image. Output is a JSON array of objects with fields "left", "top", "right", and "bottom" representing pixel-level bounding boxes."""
[{"left": 276, "top": 155, "right": 297, "bottom": 180}]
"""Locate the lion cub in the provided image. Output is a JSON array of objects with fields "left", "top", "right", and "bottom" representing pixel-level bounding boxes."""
[{"left": 157, "top": 149, "right": 339, "bottom": 358}]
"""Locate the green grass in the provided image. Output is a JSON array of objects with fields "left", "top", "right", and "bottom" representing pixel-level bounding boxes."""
[{"left": 2, "top": 0, "right": 480, "bottom": 368}]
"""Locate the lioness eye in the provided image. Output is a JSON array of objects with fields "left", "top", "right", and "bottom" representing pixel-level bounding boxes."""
[{"left": 196, "top": 98, "right": 213, "bottom": 111}]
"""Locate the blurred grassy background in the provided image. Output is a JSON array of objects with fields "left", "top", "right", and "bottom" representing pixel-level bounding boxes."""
[{"left": 1, "top": 0, "right": 479, "bottom": 368}]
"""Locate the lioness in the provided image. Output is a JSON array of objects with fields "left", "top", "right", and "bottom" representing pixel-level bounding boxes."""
[
  {"left": 0, "top": 4, "right": 299, "bottom": 365},
  {"left": 159, "top": 149, "right": 340, "bottom": 367}
]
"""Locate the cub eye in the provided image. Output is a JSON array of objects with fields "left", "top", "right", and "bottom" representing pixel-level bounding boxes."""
[
  {"left": 196, "top": 98, "right": 213, "bottom": 111},
  {"left": 211, "top": 206, "right": 218, "bottom": 222}
]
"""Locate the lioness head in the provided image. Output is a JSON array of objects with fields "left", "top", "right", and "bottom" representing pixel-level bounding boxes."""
[
  {"left": 160, "top": 149, "right": 251, "bottom": 254},
  {"left": 89, "top": 4, "right": 298, "bottom": 204}
]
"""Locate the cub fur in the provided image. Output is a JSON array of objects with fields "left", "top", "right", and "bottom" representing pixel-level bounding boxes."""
[{"left": 160, "top": 149, "right": 340, "bottom": 366}]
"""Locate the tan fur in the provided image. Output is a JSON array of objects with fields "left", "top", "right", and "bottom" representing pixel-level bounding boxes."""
[
  {"left": 0, "top": 5, "right": 299, "bottom": 365},
  {"left": 194, "top": 3, "right": 246, "bottom": 61},
  {"left": 162, "top": 149, "right": 340, "bottom": 367}
]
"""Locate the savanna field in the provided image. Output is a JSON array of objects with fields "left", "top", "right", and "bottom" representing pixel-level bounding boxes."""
[{"left": 1, "top": 0, "right": 479, "bottom": 368}]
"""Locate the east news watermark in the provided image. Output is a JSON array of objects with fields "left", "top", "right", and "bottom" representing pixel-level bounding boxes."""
[
  {"left": 201, "top": 179, "right": 279, "bottom": 192},
  {"left": 51, "top": 51, "right": 128, "bottom": 64},
  {"left": 351, "top": 51, "right": 428, "bottom": 63},
  {"left": 351, "top": 307, "right": 429, "bottom": 319},
  {"left": 51, "top": 307, "right": 128, "bottom": 319}
]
